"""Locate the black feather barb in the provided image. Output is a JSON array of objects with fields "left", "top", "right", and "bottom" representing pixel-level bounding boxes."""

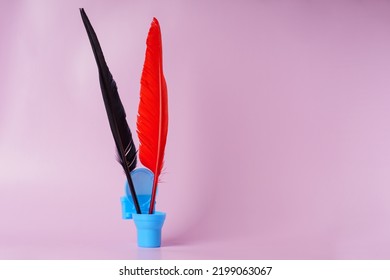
[{"left": 80, "top": 8, "right": 141, "bottom": 213}]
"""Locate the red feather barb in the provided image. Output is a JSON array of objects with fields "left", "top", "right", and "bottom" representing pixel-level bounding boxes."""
[{"left": 137, "top": 18, "right": 168, "bottom": 214}]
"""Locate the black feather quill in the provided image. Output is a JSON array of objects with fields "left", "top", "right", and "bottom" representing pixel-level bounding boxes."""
[{"left": 80, "top": 8, "right": 141, "bottom": 213}]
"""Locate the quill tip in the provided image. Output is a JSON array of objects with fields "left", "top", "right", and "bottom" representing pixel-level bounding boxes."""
[
  {"left": 80, "top": 8, "right": 88, "bottom": 20},
  {"left": 152, "top": 17, "right": 160, "bottom": 27}
]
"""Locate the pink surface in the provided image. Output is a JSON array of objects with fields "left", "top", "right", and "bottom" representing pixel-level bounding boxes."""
[{"left": 1, "top": 0, "right": 390, "bottom": 259}]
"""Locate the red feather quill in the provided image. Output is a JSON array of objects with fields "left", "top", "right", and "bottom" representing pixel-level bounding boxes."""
[{"left": 137, "top": 18, "right": 168, "bottom": 214}]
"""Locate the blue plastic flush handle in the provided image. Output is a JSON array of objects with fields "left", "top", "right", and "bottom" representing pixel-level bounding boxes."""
[{"left": 121, "top": 168, "right": 155, "bottom": 219}]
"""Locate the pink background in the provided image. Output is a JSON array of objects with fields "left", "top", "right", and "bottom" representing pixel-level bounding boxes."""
[{"left": 1, "top": 0, "right": 390, "bottom": 259}]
